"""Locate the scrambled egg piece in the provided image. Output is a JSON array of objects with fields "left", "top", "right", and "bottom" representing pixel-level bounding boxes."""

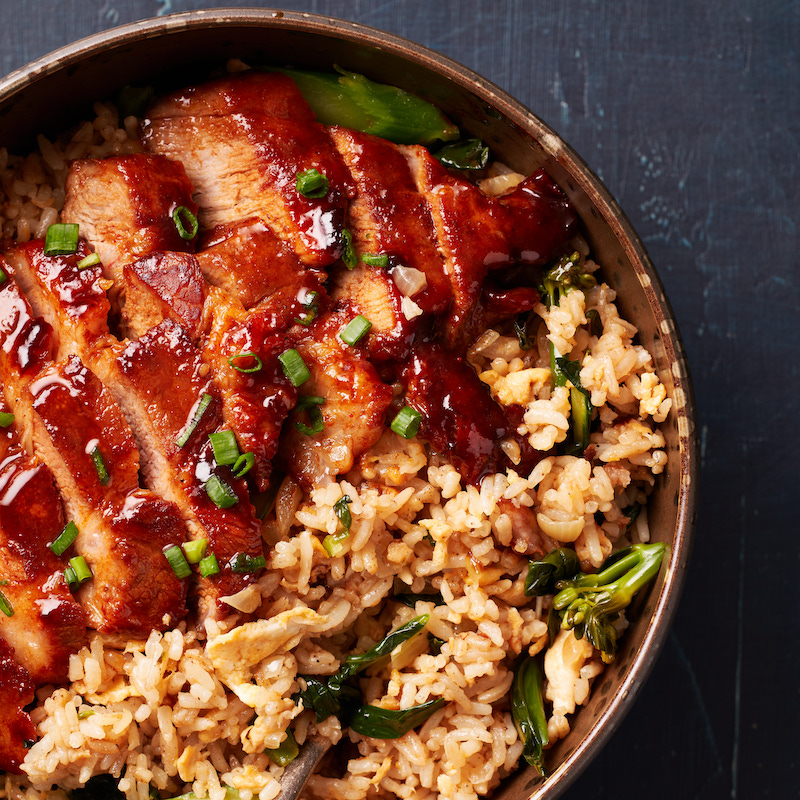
[{"left": 481, "top": 367, "right": 551, "bottom": 407}]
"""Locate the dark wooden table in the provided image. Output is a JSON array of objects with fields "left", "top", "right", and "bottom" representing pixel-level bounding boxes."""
[{"left": 1, "top": 1, "right": 796, "bottom": 798}]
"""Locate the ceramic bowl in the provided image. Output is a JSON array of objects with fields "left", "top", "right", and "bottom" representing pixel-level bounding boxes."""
[{"left": 0, "top": 9, "right": 697, "bottom": 798}]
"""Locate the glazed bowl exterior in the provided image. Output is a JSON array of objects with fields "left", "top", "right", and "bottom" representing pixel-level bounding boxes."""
[{"left": 0, "top": 9, "right": 697, "bottom": 798}]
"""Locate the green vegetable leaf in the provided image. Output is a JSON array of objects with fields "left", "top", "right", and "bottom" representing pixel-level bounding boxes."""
[
  {"left": 434, "top": 138, "right": 489, "bottom": 172},
  {"left": 524, "top": 548, "right": 580, "bottom": 597},
  {"left": 349, "top": 698, "right": 446, "bottom": 739},
  {"left": 273, "top": 67, "right": 460, "bottom": 145},
  {"left": 511, "top": 656, "right": 549, "bottom": 775}
]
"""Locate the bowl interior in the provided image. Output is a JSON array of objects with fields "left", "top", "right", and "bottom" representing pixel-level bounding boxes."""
[{"left": 0, "top": 10, "right": 697, "bottom": 798}]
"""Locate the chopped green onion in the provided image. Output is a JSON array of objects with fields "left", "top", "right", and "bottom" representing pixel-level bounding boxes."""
[
  {"left": 233, "top": 452, "right": 255, "bottom": 478},
  {"left": 77, "top": 252, "right": 101, "bottom": 270},
  {"left": 227, "top": 352, "right": 263, "bottom": 374},
  {"left": 340, "top": 315, "right": 372, "bottom": 346},
  {"left": 181, "top": 539, "right": 208, "bottom": 564},
  {"left": 341, "top": 229, "right": 358, "bottom": 270},
  {"left": 205, "top": 475, "right": 238, "bottom": 509},
  {"left": 295, "top": 395, "right": 325, "bottom": 436},
  {"left": 434, "top": 138, "right": 490, "bottom": 172},
  {"left": 64, "top": 566, "right": 76, "bottom": 585},
  {"left": 296, "top": 168, "right": 329, "bottom": 199},
  {"left": 334, "top": 494, "right": 352, "bottom": 531},
  {"left": 322, "top": 529, "right": 350, "bottom": 558},
  {"left": 390, "top": 406, "right": 422, "bottom": 439},
  {"left": 199, "top": 553, "right": 220, "bottom": 578},
  {"left": 265, "top": 729, "right": 299, "bottom": 766},
  {"left": 90, "top": 445, "right": 109, "bottom": 486},
  {"left": 44, "top": 223, "right": 80, "bottom": 256},
  {"left": 77, "top": 709, "right": 95, "bottom": 720},
  {"left": 361, "top": 253, "right": 389, "bottom": 268},
  {"left": 0, "top": 265, "right": 7, "bottom": 285},
  {"left": 163, "top": 544, "right": 191, "bottom": 579},
  {"left": 175, "top": 393, "right": 213, "bottom": 448},
  {"left": 295, "top": 290, "right": 319, "bottom": 326},
  {"left": 67, "top": 555, "right": 92, "bottom": 585},
  {"left": 50, "top": 520, "right": 79, "bottom": 556},
  {"left": 172, "top": 206, "right": 198, "bottom": 240},
  {"left": 209, "top": 430, "right": 240, "bottom": 466},
  {"left": 0, "top": 588, "right": 13, "bottom": 617},
  {"left": 279, "top": 349, "right": 311, "bottom": 387},
  {"left": 0, "top": 411, "right": 14, "bottom": 427},
  {"left": 229, "top": 552, "right": 267, "bottom": 573}
]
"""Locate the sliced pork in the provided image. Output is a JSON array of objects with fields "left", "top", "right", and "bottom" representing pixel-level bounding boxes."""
[
  {"left": 279, "top": 312, "right": 394, "bottom": 488},
  {"left": 196, "top": 217, "right": 317, "bottom": 310},
  {"left": 0, "top": 276, "right": 188, "bottom": 634},
  {"left": 141, "top": 71, "right": 354, "bottom": 268},
  {"left": 401, "top": 146, "right": 577, "bottom": 346},
  {"left": 0, "top": 407, "right": 87, "bottom": 684},
  {"left": 91, "top": 319, "right": 265, "bottom": 618},
  {"left": 0, "top": 639, "right": 37, "bottom": 773}
]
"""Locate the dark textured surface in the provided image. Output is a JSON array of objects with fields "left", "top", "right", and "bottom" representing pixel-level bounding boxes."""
[{"left": 0, "top": 1, "right": 796, "bottom": 798}]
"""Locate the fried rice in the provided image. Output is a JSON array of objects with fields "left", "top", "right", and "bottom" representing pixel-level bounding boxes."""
[{"left": 0, "top": 96, "right": 671, "bottom": 800}]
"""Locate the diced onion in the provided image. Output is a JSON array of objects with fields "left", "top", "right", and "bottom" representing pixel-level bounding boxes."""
[
  {"left": 400, "top": 296, "right": 424, "bottom": 320},
  {"left": 392, "top": 266, "right": 427, "bottom": 297},
  {"left": 220, "top": 585, "right": 262, "bottom": 613}
]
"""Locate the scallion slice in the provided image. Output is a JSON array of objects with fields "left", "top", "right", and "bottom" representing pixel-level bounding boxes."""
[
  {"left": 229, "top": 552, "right": 267, "bottom": 573},
  {"left": 295, "top": 395, "right": 325, "bottom": 436},
  {"left": 181, "top": 539, "right": 208, "bottom": 564},
  {"left": 44, "top": 223, "right": 80, "bottom": 256},
  {"left": 361, "top": 253, "right": 389, "bottom": 268},
  {"left": 279, "top": 349, "right": 311, "bottom": 387},
  {"left": 50, "top": 520, "right": 79, "bottom": 556},
  {"left": 175, "top": 393, "right": 212, "bottom": 448},
  {"left": 0, "top": 265, "right": 7, "bottom": 285},
  {"left": 64, "top": 566, "right": 76, "bottom": 586},
  {"left": 391, "top": 406, "right": 422, "bottom": 439},
  {"left": 0, "top": 588, "right": 13, "bottom": 617},
  {"left": 341, "top": 229, "right": 358, "bottom": 270},
  {"left": 227, "top": 351, "right": 263, "bottom": 374},
  {"left": 77, "top": 709, "right": 95, "bottom": 720},
  {"left": 209, "top": 430, "right": 240, "bottom": 466},
  {"left": 90, "top": 446, "right": 110, "bottom": 485},
  {"left": 199, "top": 553, "right": 220, "bottom": 578},
  {"left": 334, "top": 494, "right": 352, "bottom": 532},
  {"left": 322, "top": 529, "right": 350, "bottom": 557},
  {"left": 205, "top": 474, "right": 238, "bottom": 508},
  {"left": 172, "top": 206, "right": 198, "bottom": 240},
  {"left": 339, "top": 314, "right": 372, "bottom": 346},
  {"left": 296, "top": 168, "right": 329, "bottom": 198},
  {"left": 266, "top": 729, "right": 299, "bottom": 766},
  {"left": 77, "top": 252, "right": 101, "bottom": 270},
  {"left": 232, "top": 452, "right": 255, "bottom": 478},
  {"left": 68, "top": 555, "right": 92, "bottom": 585},
  {"left": 163, "top": 544, "right": 191, "bottom": 579},
  {"left": 0, "top": 411, "right": 14, "bottom": 427}
]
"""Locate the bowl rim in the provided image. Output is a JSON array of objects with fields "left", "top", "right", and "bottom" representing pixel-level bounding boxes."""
[{"left": 0, "top": 8, "right": 698, "bottom": 799}]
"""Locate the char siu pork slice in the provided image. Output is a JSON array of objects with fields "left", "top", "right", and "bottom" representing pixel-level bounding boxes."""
[
  {"left": 278, "top": 311, "right": 393, "bottom": 488},
  {"left": 328, "top": 128, "right": 452, "bottom": 360},
  {"left": 61, "top": 153, "right": 201, "bottom": 337},
  {"left": 90, "top": 318, "right": 265, "bottom": 619},
  {"left": 0, "top": 277, "right": 188, "bottom": 633},
  {"left": 0, "top": 639, "right": 37, "bottom": 774},
  {"left": 3, "top": 239, "right": 111, "bottom": 361},
  {"left": 202, "top": 285, "right": 312, "bottom": 492},
  {"left": 196, "top": 217, "right": 319, "bottom": 310},
  {"left": 123, "top": 251, "right": 207, "bottom": 339},
  {"left": 0, "top": 407, "right": 87, "bottom": 685},
  {"left": 141, "top": 71, "right": 354, "bottom": 268},
  {"left": 401, "top": 146, "right": 578, "bottom": 347},
  {"left": 402, "top": 342, "right": 510, "bottom": 485}
]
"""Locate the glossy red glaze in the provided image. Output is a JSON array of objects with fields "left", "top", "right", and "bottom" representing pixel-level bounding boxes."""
[
  {"left": 0, "top": 274, "right": 55, "bottom": 375},
  {"left": 0, "top": 418, "right": 87, "bottom": 683},
  {"left": 143, "top": 71, "right": 354, "bottom": 268},
  {"left": 403, "top": 342, "right": 508, "bottom": 484},
  {"left": 0, "top": 639, "right": 36, "bottom": 774}
]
